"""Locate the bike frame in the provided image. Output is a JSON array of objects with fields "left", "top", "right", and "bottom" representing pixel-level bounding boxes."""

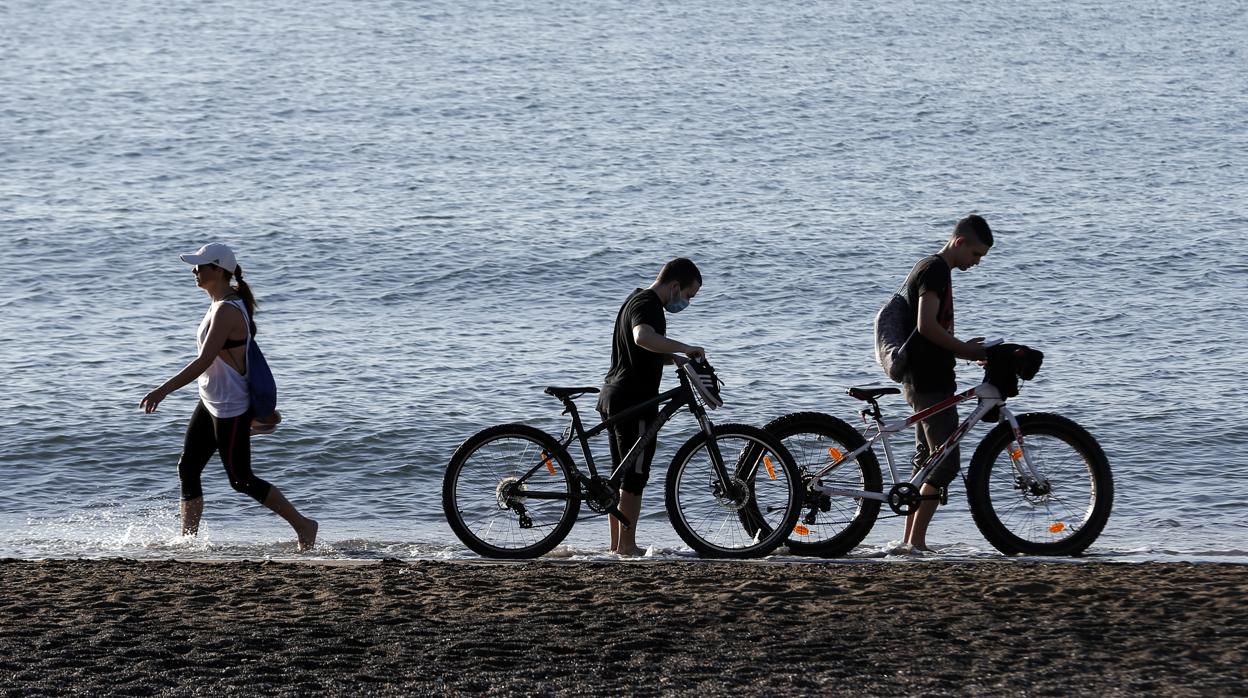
[
  {"left": 563, "top": 385, "right": 693, "bottom": 481},
  {"left": 510, "top": 368, "right": 728, "bottom": 507},
  {"left": 810, "top": 382, "right": 1052, "bottom": 502}
]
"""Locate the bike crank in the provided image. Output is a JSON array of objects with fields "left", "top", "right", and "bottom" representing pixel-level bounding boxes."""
[
  {"left": 580, "top": 474, "right": 620, "bottom": 514},
  {"left": 886, "top": 482, "right": 949, "bottom": 515},
  {"left": 887, "top": 482, "right": 921, "bottom": 515}
]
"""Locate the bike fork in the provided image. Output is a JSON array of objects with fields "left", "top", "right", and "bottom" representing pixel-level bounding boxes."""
[
  {"left": 1003, "top": 409, "right": 1050, "bottom": 491},
  {"left": 695, "top": 411, "right": 738, "bottom": 494}
]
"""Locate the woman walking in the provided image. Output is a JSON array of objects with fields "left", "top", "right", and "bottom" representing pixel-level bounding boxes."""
[{"left": 141, "top": 243, "right": 317, "bottom": 551}]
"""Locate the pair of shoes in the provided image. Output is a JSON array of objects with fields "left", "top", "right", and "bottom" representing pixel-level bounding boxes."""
[
  {"left": 251, "top": 409, "right": 282, "bottom": 436},
  {"left": 681, "top": 358, "right": 724, "bottom": 409}
]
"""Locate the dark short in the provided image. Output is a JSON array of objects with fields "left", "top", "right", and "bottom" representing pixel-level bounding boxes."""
[
  {"left": 903, "top": 386, "right": 960, "bottom": 490},
  {"left": 599, "top": 404, "right": 659, "bottom": 496}
]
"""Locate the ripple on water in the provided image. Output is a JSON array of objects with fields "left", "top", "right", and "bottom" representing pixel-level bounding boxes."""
[{"left": 1, "top": 0, "right": 1246, "bottom": 560}]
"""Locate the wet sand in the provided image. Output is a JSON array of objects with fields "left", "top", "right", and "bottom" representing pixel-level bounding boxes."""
[{"left": 1, "top": 559, "right": 1244, "bottom": 696}]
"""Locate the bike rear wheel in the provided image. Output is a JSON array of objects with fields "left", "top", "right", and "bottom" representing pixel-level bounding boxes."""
[
  {"left": 665, "top": 423, "right": 802, "bottom": 558},
  {"left": 966, "top": 413, "right": 1113, "bottom": 556},
  {"left": 764, "top": 412, "right": 883, "bottom": 557},
  {"left": 443, "top": 423, "right": 581, "bottom": 559}
]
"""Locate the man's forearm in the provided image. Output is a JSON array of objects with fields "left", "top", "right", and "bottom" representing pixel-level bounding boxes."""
[
  {"left": 637, "top": 334, "right": 695, "bottom": 356},
  {"left": 918, "top": 325, "right": 983, "bottom": 360}
]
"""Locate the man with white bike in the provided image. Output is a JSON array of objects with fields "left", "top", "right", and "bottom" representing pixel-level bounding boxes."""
[{"left": 900, "top": 214, "right": 994, "bottom": 552}]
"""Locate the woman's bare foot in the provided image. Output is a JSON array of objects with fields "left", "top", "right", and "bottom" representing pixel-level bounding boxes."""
[
  {"left": 614, "top": 545, "right": 645, "bottom": 557},
  {"left": 297, "top": 519, "right": 318, "bottom": 551}
]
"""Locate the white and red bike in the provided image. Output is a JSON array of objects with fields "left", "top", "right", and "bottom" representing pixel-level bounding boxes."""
[{"left": 763, "top": 343, "right": 1113, "bottom": 556}]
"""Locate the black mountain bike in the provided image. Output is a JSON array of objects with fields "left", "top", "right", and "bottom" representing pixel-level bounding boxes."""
[{"left": 443, "top": 361, "right": 803, "bottom": 559}]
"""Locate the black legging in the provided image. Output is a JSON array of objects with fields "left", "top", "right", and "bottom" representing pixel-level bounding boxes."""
[{"left": 178, "top": 401, "right": 272, "bottom": 503}]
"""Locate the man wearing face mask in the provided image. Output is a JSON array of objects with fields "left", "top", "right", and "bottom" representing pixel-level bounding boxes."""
[{"left": 597, "top": 257, "right": 706, "bottom": 556}]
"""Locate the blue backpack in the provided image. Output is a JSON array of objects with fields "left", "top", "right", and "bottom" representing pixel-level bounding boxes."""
[
  {"left": 231, "top": 300, "right": 277, "bottom": 419},
  {"left": 247, "top": 338, "right": 278, "bottom": 419}
]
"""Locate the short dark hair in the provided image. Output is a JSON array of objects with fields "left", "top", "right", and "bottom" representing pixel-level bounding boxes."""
[
  {"left": 953, "top": 214, "right": 993, "bottom": 247},
  {"left": 656, "top": 257, "right": 702, "bottom": 289}
]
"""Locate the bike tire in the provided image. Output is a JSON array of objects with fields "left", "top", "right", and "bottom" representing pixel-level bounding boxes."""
[
  {"left": 443, "top": 423, "right": 581, "bottom": 559},
  {"left": 764, "top": 412, "right": 883, "bottom": 557},
  {"left": 966, "top": 413, "right": 1113, "bottom": 556},
  {"left": 664, "top": 423, "right": 802, "bottom": 558}
]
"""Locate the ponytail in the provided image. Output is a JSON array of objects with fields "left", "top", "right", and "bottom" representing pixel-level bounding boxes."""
[{"left": 231, "top": 265, "right": 259, "bottom": 336}]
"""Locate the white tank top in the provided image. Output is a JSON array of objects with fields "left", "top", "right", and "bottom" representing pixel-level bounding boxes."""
[{"left": 196, "top": 299, "right": 251, "bottom": 418}]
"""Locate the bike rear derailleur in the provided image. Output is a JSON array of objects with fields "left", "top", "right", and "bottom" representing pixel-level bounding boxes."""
[{"left": 495, "top": 478, "right": 535, "bottom": 529}]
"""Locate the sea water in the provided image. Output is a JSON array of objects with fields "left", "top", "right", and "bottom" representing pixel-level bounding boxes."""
[{"left": 2, "top": 0, "right": 1245, "bottom": 561}]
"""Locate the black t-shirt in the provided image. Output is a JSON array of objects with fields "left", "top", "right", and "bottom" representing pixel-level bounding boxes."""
[
  {"left": 902, "top": 255, "right": 956, "bottom": 393},
  {"left": 598, "top": 288, "right": 666, "bottom": 412}
]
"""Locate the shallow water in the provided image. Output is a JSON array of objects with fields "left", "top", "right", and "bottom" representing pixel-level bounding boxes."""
[{"left": 2, "top": 0, "right": 1246, "bottom": 562}]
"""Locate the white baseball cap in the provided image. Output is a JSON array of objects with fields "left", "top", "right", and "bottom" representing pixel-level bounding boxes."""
[{"left": 179, "top": 243, "right": 238, "bottom": 273}]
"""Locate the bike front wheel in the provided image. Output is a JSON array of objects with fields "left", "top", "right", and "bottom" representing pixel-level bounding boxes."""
[
  {"left": 764, "top": 412, "right": 883, "bottom": 557},
  {"left": 443, "top": 423, "right": 581, "bottom": 559},
  {"left": 665, "top": 423, "right": 802, "bottom": 558},
  {"left": 966, "top": 413, "right": 1113, "bottom": 556}
]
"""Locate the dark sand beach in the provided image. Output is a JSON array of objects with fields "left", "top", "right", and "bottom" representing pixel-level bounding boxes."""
[{"left": 1, "top": 559, "right": 1244, "bottom": 696}]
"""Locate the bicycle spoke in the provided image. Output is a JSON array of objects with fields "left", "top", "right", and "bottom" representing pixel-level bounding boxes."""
[
  {"left": 667, "top": 427, "right": 800, "bottom": 557},
  {"left": 982, "top": 432, "right": 1099, "bottom": 547},
  {"left": 445, "top": 428, "right": 579, "bottom": 558},
  {"left": 756, "top": 413, "right": 885, "bottom": 557}
]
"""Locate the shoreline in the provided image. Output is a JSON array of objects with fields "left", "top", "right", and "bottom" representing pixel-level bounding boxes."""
[
  {"left": 2, "top": 560, "right": 1245, "bottom": 696},
  {"left": 41, "top": 554, "right": 1248, "bottom": 567}
]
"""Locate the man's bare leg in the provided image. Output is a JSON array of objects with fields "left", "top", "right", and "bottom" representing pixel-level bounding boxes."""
[
  {"left": 608, "top": 498, "right": 621, "bottom": 552},
  {"left": 614, "top": 491, "right": 644, "bottom": 556},
  {"left": 902, "top": 483, "right": 940, "bottom": 551},
  {"left": 262, "top": 487, "right": 318, "bottom": 551},
  {"left": 181, "top": 497, "right": 203, "bottom": 536}
]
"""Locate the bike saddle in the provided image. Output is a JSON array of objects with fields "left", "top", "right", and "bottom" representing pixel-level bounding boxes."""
[
  {"left": 847, "top": 386, "right": 901, "bottom": 401},
  {"left": 543, "top": 386, "right": 601, "bottom": 399}
]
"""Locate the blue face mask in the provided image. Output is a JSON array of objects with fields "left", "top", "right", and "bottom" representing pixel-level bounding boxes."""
[{"left": 665, "top": 297, "right": 689, "bottom": 314}]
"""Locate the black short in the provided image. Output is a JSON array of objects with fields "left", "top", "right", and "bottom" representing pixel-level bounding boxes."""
[{"left": 599, "top": 404, "right": 659, "bottom": 496}]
